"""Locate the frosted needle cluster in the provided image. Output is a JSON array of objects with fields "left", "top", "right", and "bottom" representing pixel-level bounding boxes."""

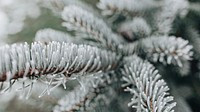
[
  {"left": 0, "top": 41, "right": 119, "bottom": 82},
  {"left": 122, "top": 55, "right": 176, "bottom": 112}
]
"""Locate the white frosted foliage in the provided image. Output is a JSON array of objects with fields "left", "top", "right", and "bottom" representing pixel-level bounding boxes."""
[
  {"left": 62, "top": 5, "right": 124, "bottom": 51},
  {"left": 141, "top": 36, "right": 193, "bottom": 67},
  {"left": 35, "top": 28, "right": 75, "bottom": 43},
  {"left": 0, "top": 42, "right": 119, "bottom": 82},
  {"left": 122, "top": 55, "right": 176, "bottom": 112}
]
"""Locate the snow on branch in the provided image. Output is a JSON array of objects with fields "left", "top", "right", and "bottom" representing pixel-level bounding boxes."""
[
  {"left": 35, "top": 28, "right": 75, "bottom": 44},
  {"left": 54, "top": 77, "right": 94, "bottom": 112},
  {"left": 153, "top": 0, "right": 189, "bottom": 35},
  {"left": 54, "top": 72, "right": 116, "bottom": 112},
  {"left": 0, "top": 41, "right": 119, "bottom": 82},
  {"left": 123, "top": 36, "right": 193, "bottom": 67},
  {"left": 34, "top": 28, "right": 105, "bottom": 48},
  {"left": 97, "top": 0, "right": 162, "bottom": 18},
  {"left": 121, "top": 55, "right": 176, "bottom": 112},
  {"left": 62, "top": 5, "right": 125, "bottom": 51},
  {"left": 140, "top": 36, "right": 193, "bottom": 67}
]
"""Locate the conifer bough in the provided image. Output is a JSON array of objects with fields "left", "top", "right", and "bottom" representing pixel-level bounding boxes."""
[
  {"left": 97, "top": 0, "right": 162, "bottom": 17},
  {"left": 122, "top": 36, "right": 193, "bottom": 67},
  {"left": 35, "top": 28, "right": 75, "bottom": 44},
  {"left": 122, "top": 55, "right": 176, "bottom": 112},
  {"left": 0, "top": 41, "right": 119, "bottom": 82},
  {"left": 62, "top": 5, "right": 124, "bottom": 51}
]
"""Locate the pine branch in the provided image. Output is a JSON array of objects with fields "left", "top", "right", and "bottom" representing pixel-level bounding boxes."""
[
  {"left": 140, "top": 36, "right": 193, "bottom": 67},
  {"left": 54, "top": 76, "right": 94, "bottom": 112},
  {"left": 123, "top": 36, "right": 193, "bottom": 67},
  {"left": 35, "top": 28, "right": 75, "bottom": 44},
  {"left": 153, "top": 0, "right": 189, "bottom": 35},
  {"left": 62, "top": 5, "right": 125, "bottom": 51},
  {"left": 54, "top": 72, "right": 116, "bottom": 112},
  {"left": 34, "top": 28, "right": 106, "bottom": 48},
  {"left": 119, "top": 42, "right": 138, "bottom": 56},
  {"left": 121, "top": 55, "right": 176, "bottom": 112},
  {"left": 97, "top": 0, "right": 162, "bottom": 20},
  {"left": 0, "top": 41, "right": 119, "bottom": 82},
  {"left": 40, "top": 0, "right": 99, "bottom": 16}
]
